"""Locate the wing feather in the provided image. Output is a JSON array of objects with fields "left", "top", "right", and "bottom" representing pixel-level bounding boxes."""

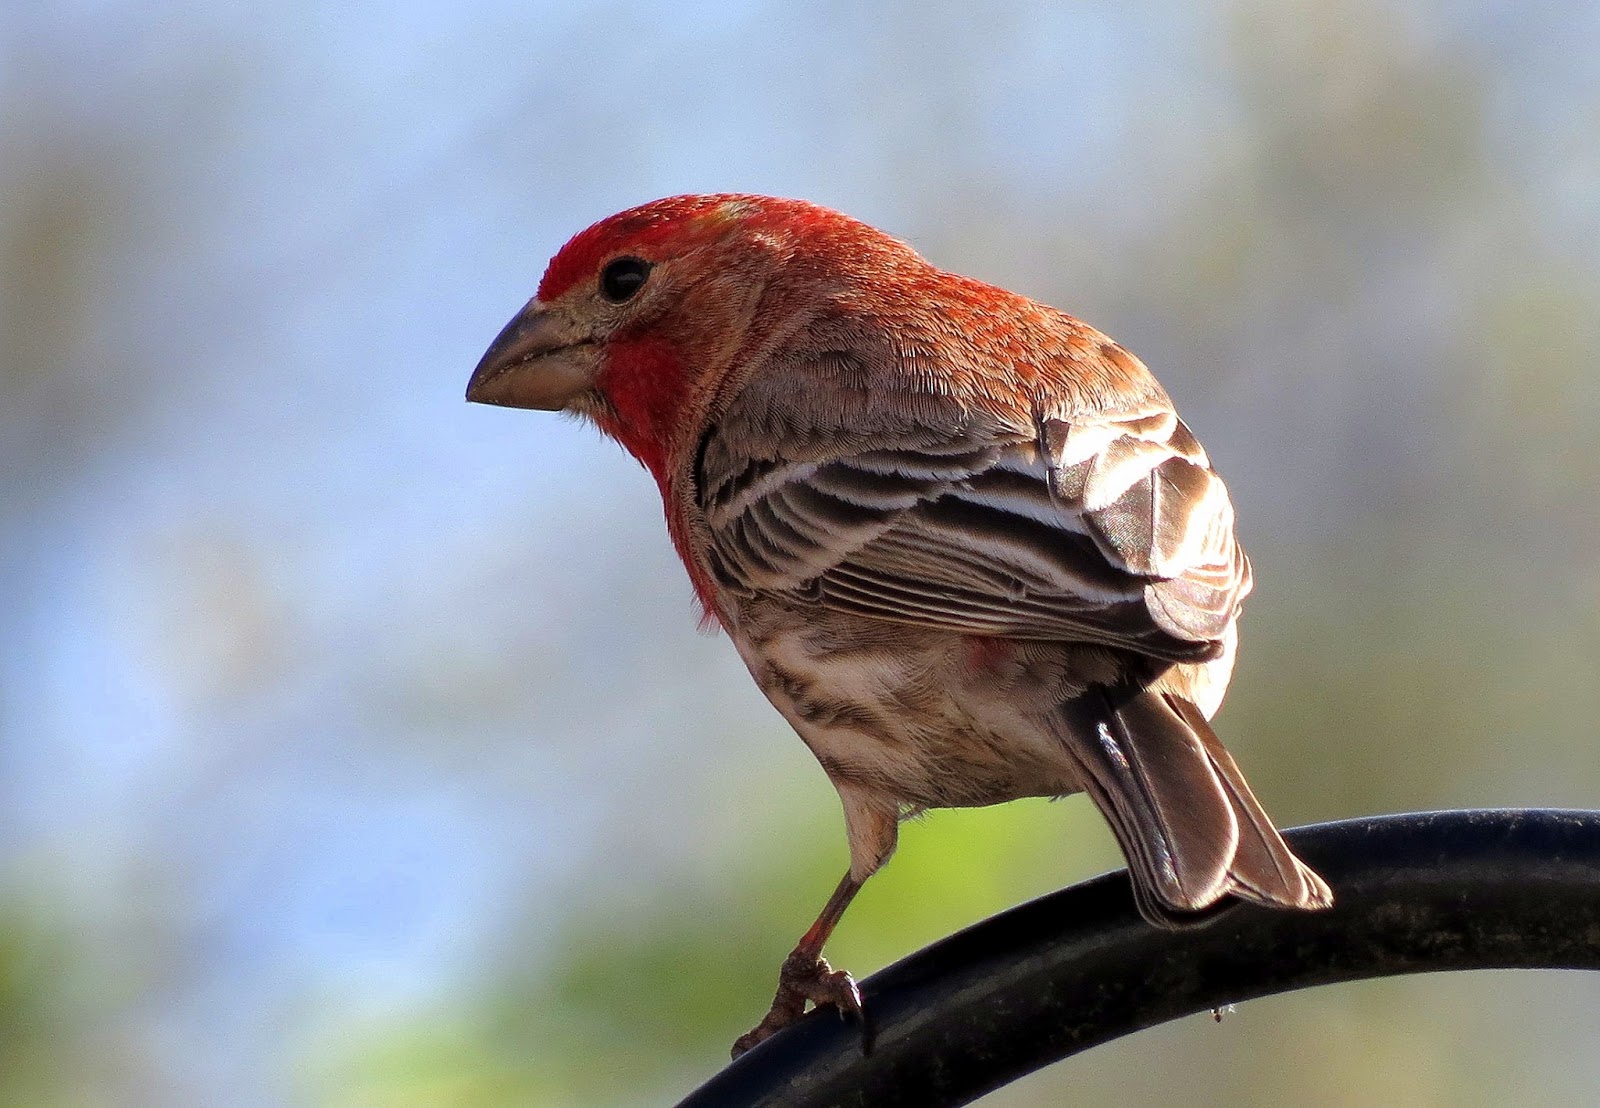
[{"left": 697, "top": 363, "right": 1250, "bottom": 660}]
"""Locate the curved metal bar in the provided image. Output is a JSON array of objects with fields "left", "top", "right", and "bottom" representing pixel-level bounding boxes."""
[{"left": 678, "top": 809, "right": 1600, "bottom": 1107}]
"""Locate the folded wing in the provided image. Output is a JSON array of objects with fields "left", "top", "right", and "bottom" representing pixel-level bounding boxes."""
[{"left": 696, "top": 361, "right": 1251, "bottom": 662}]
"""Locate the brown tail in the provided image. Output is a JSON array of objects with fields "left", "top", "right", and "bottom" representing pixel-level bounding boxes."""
[{"left": 1057, "top": 683, "right": 1332, "bottom": 929}]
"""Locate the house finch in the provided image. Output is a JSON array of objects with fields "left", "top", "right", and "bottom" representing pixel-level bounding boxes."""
[{"left": 466, "top": 194, "right": 1332, "bottom": 1057}]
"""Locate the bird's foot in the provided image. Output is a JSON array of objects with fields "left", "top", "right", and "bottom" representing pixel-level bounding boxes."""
[{"left": 730, "top": 950, "right": 864, "bottom": 1058}]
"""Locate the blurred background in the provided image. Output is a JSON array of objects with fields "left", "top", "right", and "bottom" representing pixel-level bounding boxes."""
[{"left": 4, "top": 0, "right": 1599, "bottom": 1103}]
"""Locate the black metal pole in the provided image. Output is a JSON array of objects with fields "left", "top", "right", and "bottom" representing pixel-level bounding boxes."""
[{"left": 678, "top": 809, "right": 1600, "bottom": 1108}]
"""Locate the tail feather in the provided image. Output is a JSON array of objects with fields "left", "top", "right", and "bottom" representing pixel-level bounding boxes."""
[
  {"left": 1058, "top": 683, "right": 1331, "bottom": 929},
  {"left": 1166, "top": 694, "right": 1334, "bottom": 911}
]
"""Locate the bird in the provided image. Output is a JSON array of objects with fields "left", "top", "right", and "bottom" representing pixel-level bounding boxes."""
[{"left": 465, "top": 194, "right": 1332, "bottom": 1058}]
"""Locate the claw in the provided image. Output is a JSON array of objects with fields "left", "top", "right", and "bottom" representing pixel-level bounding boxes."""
[{"left": 730, "top": 952, "right": 864, "bottom": 1058}]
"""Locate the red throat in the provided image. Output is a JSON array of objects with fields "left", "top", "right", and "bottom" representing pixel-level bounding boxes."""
[
  {"left": 592, "top": 333, "right": 691, "bottom": 486},
  {"left": 593, "top": 335, "right": 725, "bottom": 629}
]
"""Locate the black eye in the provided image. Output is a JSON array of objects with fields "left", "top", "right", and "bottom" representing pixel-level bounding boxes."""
[{"left": 599, "top": 256, "right": 652, "bottom": 303}]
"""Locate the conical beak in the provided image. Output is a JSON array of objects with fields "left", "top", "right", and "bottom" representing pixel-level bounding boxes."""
[{"left": 466, "top": 303, "right": 596, "bottom": 411}]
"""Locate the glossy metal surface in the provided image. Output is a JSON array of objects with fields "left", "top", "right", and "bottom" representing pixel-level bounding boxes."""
[{"left": 680, "top": 809, "right": 1600, "bottom": 1107}]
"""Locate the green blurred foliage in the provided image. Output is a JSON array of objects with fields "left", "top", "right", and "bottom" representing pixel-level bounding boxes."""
[
  {"left": 0, "top": 896, "right": 74, "bottom": 1108},
  {"left": 308, "top": 796, "right": 1120, "bottom": 1106}
]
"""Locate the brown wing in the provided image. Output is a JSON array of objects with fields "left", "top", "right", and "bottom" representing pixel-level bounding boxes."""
[{"left": 696, "top": 357, "right": 1250, "bottom": 662}]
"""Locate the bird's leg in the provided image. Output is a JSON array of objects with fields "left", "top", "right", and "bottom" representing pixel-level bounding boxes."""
[{"left": 730, "top": 871, "right": 864, "bottom": 1058}]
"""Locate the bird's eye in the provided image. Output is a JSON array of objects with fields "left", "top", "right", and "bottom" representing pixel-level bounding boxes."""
[{"left": 599, "top": 256, "right": 652, "bottom": 303}]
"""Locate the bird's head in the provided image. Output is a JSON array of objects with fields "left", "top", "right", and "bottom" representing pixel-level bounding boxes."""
[{"left": 466, "top": 194, "right": 917, "bottom": 481}]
